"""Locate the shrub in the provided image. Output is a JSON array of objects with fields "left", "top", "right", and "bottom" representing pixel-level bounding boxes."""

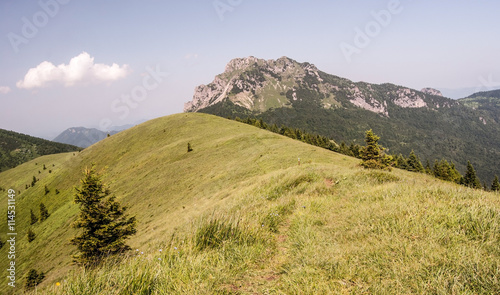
[
  {"left": 27, "top": 228, "right": 36, "bottom": 242},
  {"left": 40, "top": 203, "right": 50, "bottom": 221},
  {"left": 25, "top": 269, "right": 44, "bottom": 290}
]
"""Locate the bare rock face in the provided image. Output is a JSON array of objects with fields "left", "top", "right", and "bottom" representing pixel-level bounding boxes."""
[
  {"left": 394, "top": 88, "right": 427, "bottom": 108},
  {"left": 348, "top": 86, "right": 388, "bottom": 116},
  {"left": 421, "top": 87, "right": 443, "bottom": 97}
]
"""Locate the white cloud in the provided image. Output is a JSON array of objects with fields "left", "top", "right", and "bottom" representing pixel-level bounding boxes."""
[
  {"left": 16, "top": 52, "right": 130, "bottom": 89},
  {"left": 0, "top": 86, "right": 11, "bottom": 94}
]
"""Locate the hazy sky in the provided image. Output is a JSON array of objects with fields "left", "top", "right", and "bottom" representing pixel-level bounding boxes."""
[{"left": 1, "top": 0, "right": 500, "bottom": 139}]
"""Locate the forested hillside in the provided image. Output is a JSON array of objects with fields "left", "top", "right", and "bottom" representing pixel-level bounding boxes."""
[{"left": 0, "top": 128, "right": 81, "bottom": 171}]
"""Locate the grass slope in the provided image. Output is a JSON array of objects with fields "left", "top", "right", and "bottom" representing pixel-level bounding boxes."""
[{"left": 0, "top": 113, "right": 499, "bottom": 294}]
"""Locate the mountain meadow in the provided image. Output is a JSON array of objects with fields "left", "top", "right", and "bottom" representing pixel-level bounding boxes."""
[{"left": 0, "top": 113, "right": 499, "bottom": 294}]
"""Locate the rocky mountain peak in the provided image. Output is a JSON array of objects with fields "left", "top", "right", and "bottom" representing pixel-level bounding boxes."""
[
  {"left": 184, "top": 57, "right": 455, "bottom": 115},
  {"left": 224, "top": 56, "right": 261, "bottom": 73},
  {"left": 420, "top": 87, "right": 443, "bottom": 97}
]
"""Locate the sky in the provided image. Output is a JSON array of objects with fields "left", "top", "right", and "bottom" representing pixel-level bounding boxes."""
[{"left": 1, "top": 0, "right": 500, "bottom": 139}]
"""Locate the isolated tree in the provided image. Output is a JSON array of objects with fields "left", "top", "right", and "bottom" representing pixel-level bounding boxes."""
[
  {"left": 31, "top": 176, "right": 37, "bottom": 187},
  {"left": 27, "top": 228, "right": 36, "bottom": 242},
  {"left": 187, "top": 142, "right": 193, "bottom": 152},
  {"left": 44, "top": 185, "right": 50, "bottom": 195},
  {"left": 491, "top": 175, "right": 500, "bottom": 192},
  {"left": 360, "top": 129, "right": 391, "bottom": 169},
  {"left": 70, "top": 165, "right": 137, "bottom": 267},
  {"left": 461, "top": 161, "right": 482, "bottom": 189},
  {"left": 30, "top": 209, "right": 38, "bottom": 225},
  {"left": 25, "top": 269, "right": 45, "bottom": 290},
  {"left": 39, "top": 203, "right": 50, "bottom": 221}
]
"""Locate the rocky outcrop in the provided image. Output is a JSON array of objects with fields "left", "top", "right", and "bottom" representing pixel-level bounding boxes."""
[
  {"left": 394, "top": 88, "right": 427, "bottom": 108},
  {"left": 421, "top": 87, "right": 443, "bottom": 97}
]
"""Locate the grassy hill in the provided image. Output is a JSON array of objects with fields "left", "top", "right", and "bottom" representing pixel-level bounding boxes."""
[
  {"left": 1, "top": 113, "right": 499, "bottom": 294},
  {"left": 0, "top": 128, "right": 81, "bottom": 172}
]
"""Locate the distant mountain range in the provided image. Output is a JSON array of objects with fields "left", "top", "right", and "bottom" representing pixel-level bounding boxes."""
[
  {"left": 53, "top": 127, "right": 119, "bottom": 148},
  {"left": 184, "top": 56, "right": 500, "bottom": 182},
  {"left": 0, "top": 128, "right": 80, "bottom": 171},
  {"left": 53, "top": 124, "right": 136, "bottom": 148}
]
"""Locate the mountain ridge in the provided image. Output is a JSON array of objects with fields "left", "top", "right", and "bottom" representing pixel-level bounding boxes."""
[
  {"left": 184, "top": 56, "right": 455, "bottom": 115},
  {"left": 184, "top": 56, "right": 500, "bottom": 182}
]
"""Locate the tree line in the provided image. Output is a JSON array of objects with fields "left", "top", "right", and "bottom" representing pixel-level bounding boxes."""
[{"left": 233, "top": 117, "right": 500, "bottom": 192}]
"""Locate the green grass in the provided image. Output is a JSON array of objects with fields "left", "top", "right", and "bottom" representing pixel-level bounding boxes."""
[{"left": 0, "top": 113, "right": 499, "bottom": 294}]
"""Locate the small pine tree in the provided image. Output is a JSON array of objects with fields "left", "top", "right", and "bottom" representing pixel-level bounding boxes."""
[
  {"left": 187, "top": 142, "right": 193, "bottom": 152},
  {"left": 44, "top": 185, "right": 50, "bottom": 195},
  {"left": 0, "top": 239, "right": 4, "bottom": 249},
  {"left": 491, "top": 175, "right": 500, "bottom": 192},
  {"left": 448, "top": 162, "right": 462, "bottom": 183},
  {"left": 27, "top": 228, "right": 36, "bottom": 242},
  {"left": 39, "top": 203, "right": 50, "bottom": 221},
  {"left": 43, "top": 164, "right": 46, "bottom": 170},
  {"left": 55, "top": 189, "right": 60, "bottom": 194},
  {"left": 461, "top": 161, "right": 482, "bottom": 189},
  {"left": 70, "top": 165, "right": 137, "bottom": 267},
  {"left": 25, "top": 269, "right": 45, "bottom": 290},
  {"left": 30, "top": 209, "right": 38, "bottom": 225},
  {"left": 360, "top": 129, "right": 391, "bottom": 170},
  {"left": 31, "top": 176, "right": 37, "bottom": 187},
  {"left": 406, "top": 150, "right": 424, "bottom": 173}
]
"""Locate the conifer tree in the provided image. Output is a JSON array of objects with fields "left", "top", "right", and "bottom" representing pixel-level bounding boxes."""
[
  {"left": 70, "top": 165, "right": 137, "bottom": 267},
  {"left": 461, "top": 161, "right": 482, "bottom": 189},
  {"left": 395, "top": 154, "right": 407, "bottom": 169},
  {"left": 39, "top": 203, "right": 50, "bottom": 222},
  {"left": 406, "top": 150, "right": 424, "bottom": 173},
  {"left": 30, "top": 209, "right": 38, "bottom": 225},
  {"left": 360, "top": 129, "right": 391, "bottom": 169},
  {"left": 449, "top": 162, "right": 462, "bottom": 183},
  {"left": 491, "top": 175, "right": 500, "bottom": 192},
  {"left": 187, "top": 142, "right": 193, "bottom": 152},
  {"left": 425, "top": 160, "right": 432, "bottom": 174}
]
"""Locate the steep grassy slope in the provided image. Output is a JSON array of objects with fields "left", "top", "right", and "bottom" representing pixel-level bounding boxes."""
[{"left": 1, "top": 113, "right": 499, "bottom": 294}]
